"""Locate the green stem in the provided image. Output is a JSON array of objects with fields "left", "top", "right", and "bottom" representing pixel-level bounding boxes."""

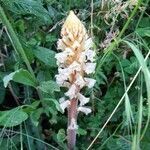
[
  {"left": 118, "top": 0, "right": 142, "bottom": 39},
  {"left": 0, "top": 5, "right": 35, "bottom": 77},
  {"left": 135, "top": 0, "right": 149, "bottom": 29}
]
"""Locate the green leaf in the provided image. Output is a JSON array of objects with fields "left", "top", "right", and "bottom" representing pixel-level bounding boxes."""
[
  {"left": 57, "top": 129, "right": 66, "bottom": 142},
  {"left": 3, "top": 69, "right": 37, "bottom": 88},
  {"left": 23, "top": 100, "right": 40, "bottom": 113},
  {"left": 136, "top": 27, "right": 150, "bottom": 37},
  {"left": 38, "top": 80, "right": 60, "bottom": 94},
  {"left": 33, "top": 46, "right": 57, "bottom": 67},
  {"left": 31, "top": 108, "right": 43, "bottom": 126},
  {"left": 77, "top": 128, "right": 87, "bottom": 136},
  {"left": 0, "top": 107, "right": 28, "bottom": 127},
  {"left": 43, "top": 98, "right": 61, "bottom": 112},
  {"left": 1, "top": 0, "right": 52, "bottom": 24}
]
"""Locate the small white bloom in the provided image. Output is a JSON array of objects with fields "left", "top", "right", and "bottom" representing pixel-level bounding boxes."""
[
  {"left": 57, "top": 39, "right": 66, "bottom": 50},
  {"left": 55, "top": 74, "right": 66, "bottom": 86},
  {"left": 65, "top": 84, "right": 77, "bottom": 99},
  {"left": 55, "top": 48, "right": 74, "bottom": 65},
  {"left": 55, "top": 52, "right": 67, "bottom": 65},
  {"left": 78, "top": 52, "right": 86, "bottom": 63},
  {"left": 85, "top": 49, "right": 96, "bottom": 62},
  {"left": 75, "top": 74, "right": 86, "bottom": 89},
  {"left": 55, "top": 68, "right": 69, "bottom": 86},
  {"left": 60, "top": 100, "right": 70, "bottom": 113},
  {"left": 84, "top": 38, "right": 93, "bottom": 50},
  {"left": 68, "top": 61, "right": 81, "bottom": 73},
  {"left": 84, "top": 78, "right": 96, "bottom": 88},
  {"left": 77, "top": 107, "right": 91, "bottom": 115},
  {"left": 58, "top": 67, "right": 70, "bottom": 78},
  {"left": 83, "top": 63, "right": 96, "bottom": 74},
  {"left": 59, "top": 97, "right": 66, "bottom": 103},
  {"left": 78, "top": 93, "right": 89, "bottom": 106}
]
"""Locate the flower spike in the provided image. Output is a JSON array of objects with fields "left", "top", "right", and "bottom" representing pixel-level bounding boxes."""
[{"left": 55, "top": 11, "right": 96, "bottom": 150}]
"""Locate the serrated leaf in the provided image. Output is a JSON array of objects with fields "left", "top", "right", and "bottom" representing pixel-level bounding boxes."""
[
  {"left": 38, "top": 80, "right": 60, "bottom": 94},
  {"left": 33, "top": 47, "right": 56, "bottom": 67},
  {"left": 0, "top": 107, "right": 28, "bottom": 127},
  {"left": 3, "top": 69, "right": 37, "bottom": 88}
]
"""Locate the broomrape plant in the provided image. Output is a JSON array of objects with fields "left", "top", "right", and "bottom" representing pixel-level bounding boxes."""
[{"left": 55, "top": 11, "right": 96, "bottom": 149}]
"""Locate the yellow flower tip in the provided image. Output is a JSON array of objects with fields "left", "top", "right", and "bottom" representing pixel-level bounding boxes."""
[
  {"left": 64, "top": 11, "right": 80, "bottom": 27},
  {"left": 61, "top": 10, "right": 86, "bottom": 37}
]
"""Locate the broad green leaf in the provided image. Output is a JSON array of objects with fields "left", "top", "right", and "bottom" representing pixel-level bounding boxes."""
[
  {"left": 136, "top": 27, "right": 150, "bottom": 37},
  {"left": 0, "top": 107, "right": 28, "bottom": 127},
  {"left": 3, "top": 69, "right": 37, "bottom": 87},
  {"left": 33, "top": 47, "right": 56, "bottom": 67},
  {"left": 38, "top": 80, "right": 60, "bottom": 94},
  {"left": 1, "top": 0, "right": 52, "bottom": 24},
  {"left": 57, "top": 129, "right": 66, "bottom": 142}
]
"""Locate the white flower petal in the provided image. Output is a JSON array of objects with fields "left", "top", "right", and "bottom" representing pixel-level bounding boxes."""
[
  {"left": 55, "top": 74, "right": 65, "bottom": 85},
  {"left": 85, "top": 49, "right": 96, "bottom": 62},
  {"left": 75, "top": 74, "right": 86, "bottom": 89},
  {"left": 78, "top": 93, "right": 89, "bottom": 106},
  {"left": 83, "top": 63, "right": 96, "bottom": 74},
  {"left": 65, "top": 84, "right": 77, "bottom": 99},
  {"left": 55, "top": 72, "right": 68, "bottom": 86},
  {"left": 55, "top": 48, "right": 74, "bottom": 65},
  {"left": 60, "top": 100, "right": 70, "bottom": 113},
  {"left": 78, "top": 52, "right": 86, "bottom": 63},
  {"left": 55, "top": 52, "right": 67, "bottom": 65},
  {"left": 84, "top": 38, "right": 93, "bottom": 50},
  {"left": 57, "top": 39, "right": 66, "bottom": 50},
  {"left": 68, "top": 61, "right": 81, "bottom": 73},
  {"left": 77, "top": 107, "right": 91, "bottom": 115},
  {"left": 84, "top": 78, "right": 96, "bottom": 88},
  {"left": 59, "top": 97, "right": 66, "bottom": 103}
]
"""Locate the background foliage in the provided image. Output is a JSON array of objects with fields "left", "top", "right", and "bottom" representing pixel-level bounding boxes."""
[{"left": 0, "top": 0, "right": 150, "bottom": 149}]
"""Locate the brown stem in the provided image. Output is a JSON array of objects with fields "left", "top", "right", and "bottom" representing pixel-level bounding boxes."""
[{"left": 67, "top": 98, "right": 78, "bottom": 150}]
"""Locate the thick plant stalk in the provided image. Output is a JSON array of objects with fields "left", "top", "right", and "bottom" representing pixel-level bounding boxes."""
[
  {"left": 55, "top": 11, "right": 96, "bottom": 149},
  {"left": 67, "top": 98, "right": 78, "bottom": 149}
]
